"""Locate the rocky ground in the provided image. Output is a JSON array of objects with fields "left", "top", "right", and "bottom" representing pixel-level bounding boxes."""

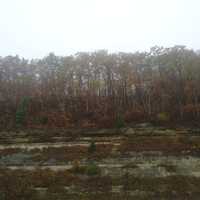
[{"left": 1, "top": 123, "right": 200, "bottom": 199}]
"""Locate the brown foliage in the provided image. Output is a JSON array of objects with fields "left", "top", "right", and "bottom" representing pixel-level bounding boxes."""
[
  {"left": 1, "top": 47, "right": 200, "bottom": 128},
  {"left": 124, "top": 108, "right": 145, "bottom": 123}
]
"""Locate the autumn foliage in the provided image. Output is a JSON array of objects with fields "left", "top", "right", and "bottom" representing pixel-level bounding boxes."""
[{"left": 1, "top": 46, "right": 200, "bottom": 128}]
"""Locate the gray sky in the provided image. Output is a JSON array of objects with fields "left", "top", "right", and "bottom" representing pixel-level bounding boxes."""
[{"left": 0, "top": 0, "right": 200, "bottom": 58}]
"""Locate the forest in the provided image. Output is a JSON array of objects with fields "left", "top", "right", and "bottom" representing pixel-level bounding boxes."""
[
  {"left": 1, "top": 45, "right": 200, "bottom": 129},
  {"left": 2, "top": 45, "right": 200, "bottom": 199}
]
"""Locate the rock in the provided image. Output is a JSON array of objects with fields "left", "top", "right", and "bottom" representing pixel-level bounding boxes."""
[
  {"left": 135, "top": 123, "right": 152, "bottom": 128},
  {"left": 124, "top": 128, "right": 135, "bottom": 136}
]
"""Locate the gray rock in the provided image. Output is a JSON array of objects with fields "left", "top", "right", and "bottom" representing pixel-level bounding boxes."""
[
  {"left": 124, "top": 128, "right": 135, "bottom": 136},
  {"left": 135, "top": 123, "right": 152, "bottom": 128}
]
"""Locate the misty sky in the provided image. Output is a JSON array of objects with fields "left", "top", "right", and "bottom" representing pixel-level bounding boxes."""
[{"left": 0, "top": 0, "right": 200, "bottom": 58}]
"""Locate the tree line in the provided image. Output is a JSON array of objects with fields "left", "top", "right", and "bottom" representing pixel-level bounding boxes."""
[{"left": 1, "top": 46, "right": 200, "bottom": 128}]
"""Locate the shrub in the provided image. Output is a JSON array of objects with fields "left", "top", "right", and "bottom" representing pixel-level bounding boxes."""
[
  {"left": 115, "top": 114, "right": 125, "bottom": 128},
  {"left": 70, "top": 160, "right": 86, "bottom": 174},
  {"left": 157, "top": 112, "right": 170, "bottom": 123},
  {"left": 97, "top": 115, "right": 115, "bottom": 128},
  {"left": 16, "top": 97, "right": 30, "bottom": 126},
  {"left": 70, "top": 161, "right": 100, "bottom": 176},
  {"left": 182, "top": 104, "right": 200, "bottom": 120},
  {"left": 86, "top": 162, "right": 101, "bottom": 176},
  {"left": 39, "top": 116, "right": 48, "bottom": 125},
  {"left": 124, "top": 108, "right": 145, "bottom": 123},
  {"left": 88, "top": 141, "right": 96, "bottom": 154}
]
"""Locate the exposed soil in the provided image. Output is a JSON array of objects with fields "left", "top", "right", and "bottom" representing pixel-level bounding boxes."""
[{"left": 1, "top": 125, "right": 200, "bottom": 199}]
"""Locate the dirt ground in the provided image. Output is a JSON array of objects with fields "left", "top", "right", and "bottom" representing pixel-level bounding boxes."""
[{"left": 1, "top": 124, "right": 200, "bottom": 199}]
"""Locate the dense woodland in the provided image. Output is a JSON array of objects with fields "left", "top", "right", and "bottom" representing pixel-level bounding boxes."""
[{"left": 1, "top": 46, "right": 200, "bottom": 129}]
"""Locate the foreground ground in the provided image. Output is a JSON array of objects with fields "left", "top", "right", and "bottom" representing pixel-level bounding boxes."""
[{"left": 1, "top": 123, "right": 200, "bottom": 199}]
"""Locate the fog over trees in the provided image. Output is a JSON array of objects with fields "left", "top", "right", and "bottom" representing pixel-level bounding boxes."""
[{"left": 1, "top": 46, "right": 200, "bottom": 128}]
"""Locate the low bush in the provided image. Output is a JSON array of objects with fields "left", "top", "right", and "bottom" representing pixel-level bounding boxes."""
[
  {"left": 115, "top": 114, "right": 125, "bottom": 128},
  {"left": 69, "top": 160, "right": 87, "bottom": 174},
  {"left": 16, "top": 97, "right": 30, "bottom": 126},
  {"left": 156, "top": 112, "right": 170, "bottom": 123},
  {"left": 88, "top": 141, "right": 96, "bottom": 154},
  {"left": 86, "top": 162, "right": 101, "bottom": 176},
  {"left": 124, "top": 108, "right": 145, "bottom": 123}
]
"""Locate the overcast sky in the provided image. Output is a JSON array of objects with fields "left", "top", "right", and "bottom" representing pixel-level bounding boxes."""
[{"left": 0, "top": 0, "right": 200, "bottom": 58}]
